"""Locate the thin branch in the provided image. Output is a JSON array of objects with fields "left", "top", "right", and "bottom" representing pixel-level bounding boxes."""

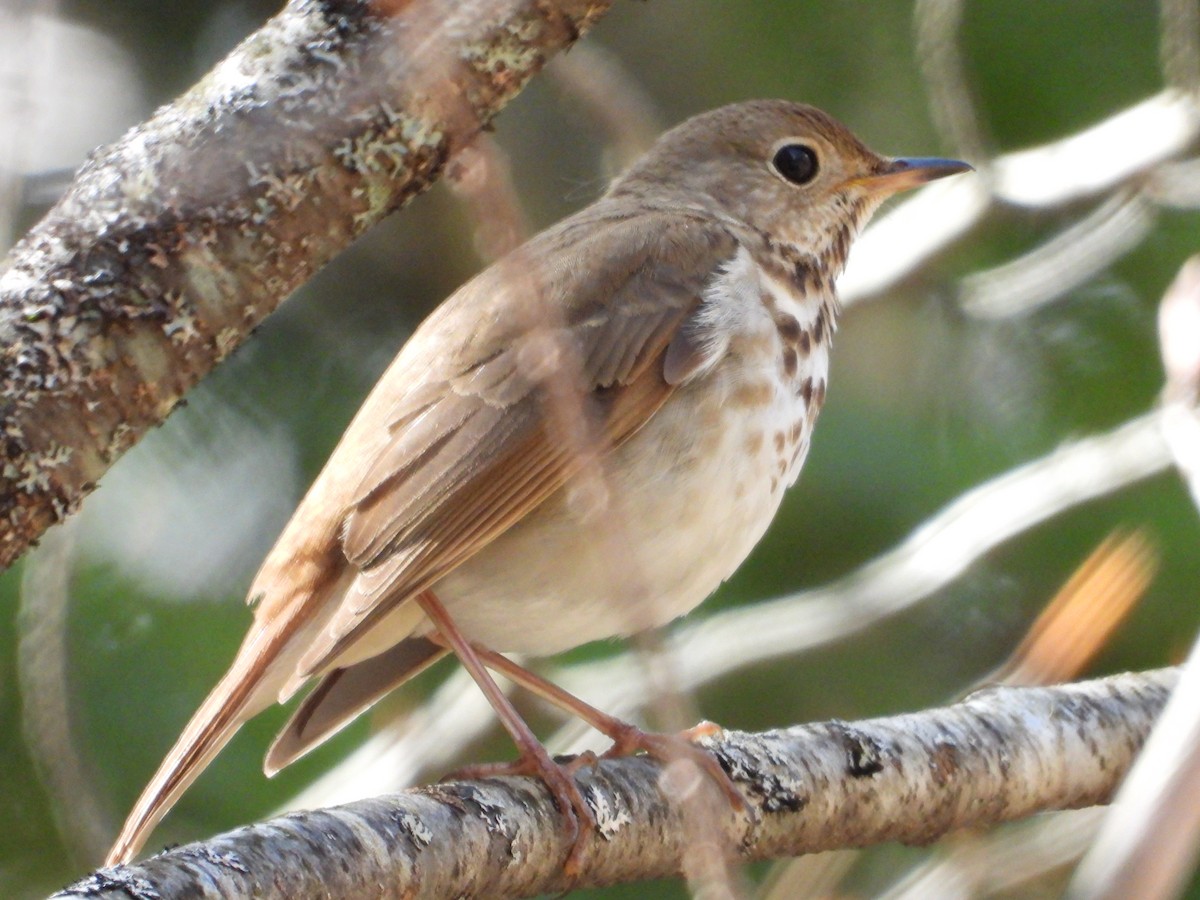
[
  {"left": 990, "top": 92, "right": 1200, "bottom": 207},
  {"left": 18, "top": 520, "right": 111, "bottom": 866},
  {"left": 54, "top": 670, "right": 1176, "bottom": 900},
  {"left": 958, "top": 190, "right": 1156, "bottom": 320},
  {"left": 913, "top": 0, "right": 990, "bottom": 166},
  {"left": 547, "top": 41, "right": 663, "bottom": 171},
  {"left": 1160, "top": 0, "right": 1200, "bottom": 96},
  {"left": 0, "top": 0, "right": 613, "bottom": 569},
  {"left": 444, "top": 132, "right": 530, "bottom": 263}
]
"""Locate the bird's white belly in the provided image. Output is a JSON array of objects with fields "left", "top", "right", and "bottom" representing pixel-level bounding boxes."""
[{"left": 434, "top": 293, "right": 830, "bottom": 656}]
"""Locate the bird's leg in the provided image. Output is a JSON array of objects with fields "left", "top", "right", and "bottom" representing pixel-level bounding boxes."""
[
  {"left": 414, "top": 590, "right": 593, "bottom": 875},
  {"left": 450, "top": 640, "right": 744, "bottom": 812}
]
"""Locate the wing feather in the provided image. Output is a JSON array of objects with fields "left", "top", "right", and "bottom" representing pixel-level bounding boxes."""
[{"left": 294, "top": 210, "right": 739, "bottom": 678}]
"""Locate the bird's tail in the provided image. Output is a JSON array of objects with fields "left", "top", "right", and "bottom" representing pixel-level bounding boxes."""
[{"left": 104, "top": 627, "right": 291, "bottom": 866}]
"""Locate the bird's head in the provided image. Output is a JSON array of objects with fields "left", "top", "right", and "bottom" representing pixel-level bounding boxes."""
[{"left": 612, "top": 99, "right": 971, "bottom": 271}]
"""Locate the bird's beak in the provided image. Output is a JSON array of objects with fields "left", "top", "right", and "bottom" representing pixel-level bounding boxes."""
[{"left": 850, "top": 156, "right": 973, "bottom": 196}]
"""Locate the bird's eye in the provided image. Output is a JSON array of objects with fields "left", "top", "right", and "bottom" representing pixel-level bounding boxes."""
[{"left": 772, "top": 144, "right": 819, "bottom": 185}]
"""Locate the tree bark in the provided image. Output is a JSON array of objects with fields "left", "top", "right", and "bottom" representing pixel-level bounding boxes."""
[
  {"left": 0, "top": 0, "right": 612, "bottom": 568},
  {"left": 52, "top": 669, "right": 1176, "bottom": 900}
]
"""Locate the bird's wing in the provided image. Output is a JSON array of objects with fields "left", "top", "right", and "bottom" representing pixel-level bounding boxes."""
[
  {"left": 105, "top": 209, "right": 739, "bottom": 867},
  {"left": 292, "top": 211, "right": 739, "bottom": 680}
]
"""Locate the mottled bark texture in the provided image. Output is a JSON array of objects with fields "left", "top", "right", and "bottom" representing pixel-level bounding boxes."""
[
  {"left": 52, "top": 669, "right": 1176, "bottom": 900},
  {"left": 0, "top": 0, "right": 612, "bottom": 568}
]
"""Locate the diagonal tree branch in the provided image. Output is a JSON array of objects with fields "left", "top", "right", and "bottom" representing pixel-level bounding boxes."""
[
  {"left": 52, "top": 669, "right": 1176, "bottom": 900},
  {"left": 0, "top": 0, "right": 613, "bottom": 569}
]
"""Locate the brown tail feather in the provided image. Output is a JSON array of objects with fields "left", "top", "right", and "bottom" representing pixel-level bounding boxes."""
[
  {"left": 265, "top": 637, "right": 447, "bottom": 775},
  {"left": 104, "top": 628, "right": 292, "bottom": 866}
]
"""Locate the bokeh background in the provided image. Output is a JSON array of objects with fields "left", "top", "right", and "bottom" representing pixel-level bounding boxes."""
[{"left": 2, "top": 1, "right": 1198, "bottom": 897}]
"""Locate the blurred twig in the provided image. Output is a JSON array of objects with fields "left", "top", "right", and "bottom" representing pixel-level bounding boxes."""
[
  {"left": 958, "top": 191, "right": 1156, "bottom": 320},
  {"left": 548, "top": 41, "right": 663, "bottom": 171},
  {"left": 1160, "top": 0, "right": 1200, "bottom": 96},
  {"left": 18, "top": 520, "right": 111, "bottom": 866},
  {"left": 990, "top": 92, "right": 1199, "bottom": 207},
  {"left": 842, "top": 91, "right": 1200, "bottom": 301},
  {"left": 1068, "top": 256, "right": 1200, "bottom": 900},
  {"left": 445, "top": 133, "right": 530, "bottom": 263},
  {"left": 58, "top": 670, "right": 1177, "bottom": 900},
  {"left": 1147, "top": 154, "right": 1200, "bottom": 208},
  {"left": 1161, "top": 256, "right": 1200, "bottom": 410},
  {"left": 987, "top": 529, "right": 1156, "bottom": 688},
  {"left": 437, "top": 64, "right": 736, "bottom": 896},
  {"left": 913, "top": 0, "right": 989, "bottom": 167}
]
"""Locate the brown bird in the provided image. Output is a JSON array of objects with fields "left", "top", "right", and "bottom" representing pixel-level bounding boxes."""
[{"left": 107, "top": 100, "right": 970, "bottom": 867}]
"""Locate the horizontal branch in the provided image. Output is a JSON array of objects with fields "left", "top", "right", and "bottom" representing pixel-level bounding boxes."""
[
  {"left": 53, "top": 669, "right": 1176, "bottom": 900},
  {"left": 0, "top": 0, "right": 612, "bottom": 568}
]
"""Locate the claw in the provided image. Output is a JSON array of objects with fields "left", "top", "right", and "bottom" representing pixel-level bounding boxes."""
[
  {"left": 440, "top": 751, "right": 593, "bottom": 876},
  {"left": 602, "top": 724, "right": 745, "bottom": 812},
  {"left": 680, "top": 720, "right": 725, "bottom": 742}
]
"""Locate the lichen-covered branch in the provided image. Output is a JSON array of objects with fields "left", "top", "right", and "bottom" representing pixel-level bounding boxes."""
[
  {"left": 0, "top": 0, "right": 612, "bottom": 568},
  {"left": 52, "top": 669, "right": 1176, "bottom": 900}
]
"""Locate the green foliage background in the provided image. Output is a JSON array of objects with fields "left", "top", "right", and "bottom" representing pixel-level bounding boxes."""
[{"left": 2, "top": 1, "right": 1198, "bottom": 897}]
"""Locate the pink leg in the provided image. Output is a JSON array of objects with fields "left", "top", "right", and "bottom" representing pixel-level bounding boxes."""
[
  {"left": 414, "top": 590, "right": 593, "bottom": 875},
  {"left": 436, "top": 637, "right": 745, "bottom": 812}
]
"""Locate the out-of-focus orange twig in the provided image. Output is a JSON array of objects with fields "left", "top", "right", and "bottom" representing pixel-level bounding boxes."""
[{"left": 988, "top": 530, "right": 1157, "bottom": 688}]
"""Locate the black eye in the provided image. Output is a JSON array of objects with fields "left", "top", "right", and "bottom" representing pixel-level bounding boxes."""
[{"left": 772, "top": 144, "right": 819, "bottom": 185}]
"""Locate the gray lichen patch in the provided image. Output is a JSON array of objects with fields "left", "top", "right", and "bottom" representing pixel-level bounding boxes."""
[
  {"left": 461, "top": 15, "right": 547, "bottom": 92},
  {"left": 392, "top": 810, "right": 433, "bottom": 849}
]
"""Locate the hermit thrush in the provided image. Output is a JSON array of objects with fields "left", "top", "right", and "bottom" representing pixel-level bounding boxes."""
[{"left": 107, "top": 100, "right": 969, "bottom": 868}]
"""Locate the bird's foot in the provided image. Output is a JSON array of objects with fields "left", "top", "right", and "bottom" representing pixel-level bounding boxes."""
[
  {"left": 600, "top": 720, "right": 744, "bottom": 812},
  {"left": 442, "top": 749, "right": 595, "bottom": 877}
]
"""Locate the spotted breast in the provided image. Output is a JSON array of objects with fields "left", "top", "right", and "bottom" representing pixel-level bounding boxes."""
[{"left": 431, "top": 227, "right": 845, "bottom": 656}]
